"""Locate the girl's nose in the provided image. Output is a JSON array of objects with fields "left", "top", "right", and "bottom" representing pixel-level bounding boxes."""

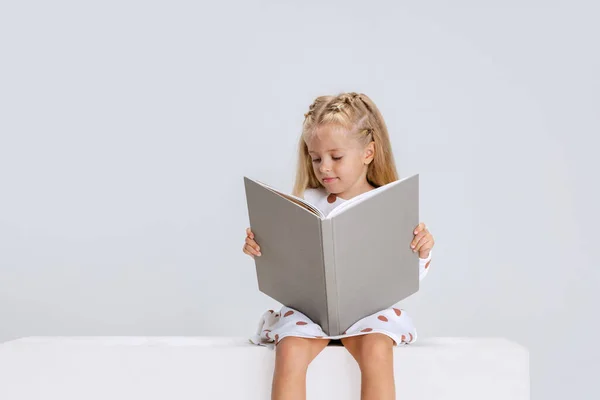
[{"left": 319, "top": 162, "right": 332, "bottom": 173}]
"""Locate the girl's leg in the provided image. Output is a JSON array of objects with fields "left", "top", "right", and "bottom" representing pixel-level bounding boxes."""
[
  {"left": 272, "top": 336, "right": 330, "bottom": 400},
  {"left": 341, "top": 334, "right": 395, "bottom": 400}
]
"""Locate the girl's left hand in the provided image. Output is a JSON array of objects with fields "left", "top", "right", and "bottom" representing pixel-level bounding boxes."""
[{"left": 411, "top": 222, "right": 434, "bottom": 259}]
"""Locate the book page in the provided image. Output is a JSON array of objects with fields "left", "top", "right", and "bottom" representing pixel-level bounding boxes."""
[
  {"left": 254, "top": 180, "right": 325, "bottom": 218},
  {"left": 325, "top": 174, "right": 416, "bottom": 219}
]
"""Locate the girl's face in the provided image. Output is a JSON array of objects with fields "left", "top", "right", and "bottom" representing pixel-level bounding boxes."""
[{"left": 306, "top": 124, "right": 375, "bottom": 200}]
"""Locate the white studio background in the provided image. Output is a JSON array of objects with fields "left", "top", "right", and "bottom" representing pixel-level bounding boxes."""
[{"left": 0, "top": 1, "right": 598, "bottom": 399}]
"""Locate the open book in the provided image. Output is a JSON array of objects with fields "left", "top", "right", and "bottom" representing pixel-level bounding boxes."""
[{"left": 243, "top": 174, "right": 420, "bottom": 336}]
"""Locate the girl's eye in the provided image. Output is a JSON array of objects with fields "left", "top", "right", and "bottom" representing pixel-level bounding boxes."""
[{"left": 312, "top": 157, "right": 342, "bottom": 163}]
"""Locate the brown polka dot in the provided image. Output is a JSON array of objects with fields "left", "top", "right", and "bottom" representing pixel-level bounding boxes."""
[
  {"left": 425, "top": 260, "right": 431, "bottom": 269},
  {"left": 275, "top": 334, "right": 279, "bottom": 344},
  {"left": 377, "top": 315, "right": 388, "bottom": 322},
  {"left": 327, "top": 194, "right": 337, "bottom": 203},
  {"left": 401, "top": 335, "right": 406, "bottom": 342},
  {"left": 268, "top": 310, "right": 274, "bottom": 313},
  {"left": 296, "top": 321, "right": 308, "bottom": 326},
  {"left": 265, "top": 332, "right": 270, "bottom": 339},
  {"left": 284, "top": 310, "right": 294, "bottom": 317},
  {"left": 361, "top": 328, "right": 373, "bottom": 332},
  {"left": 393, "top": 308, "right": 402, "bottom": 316},
  {"left": 408, "top": 333, "right": 413, "bottom": 342}
]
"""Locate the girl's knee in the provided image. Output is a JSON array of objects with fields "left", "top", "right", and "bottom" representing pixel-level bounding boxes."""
[
  {"left": 275, "top": 337, "right": 328, "bottom": 372},
  {"left": 357, "top": 334, "right": 394, "bottom": 366}
]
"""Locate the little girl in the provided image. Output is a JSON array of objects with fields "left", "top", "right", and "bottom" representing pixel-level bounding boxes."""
[{"left": 243, "top": 92, "right": 435, "bottom": 400}]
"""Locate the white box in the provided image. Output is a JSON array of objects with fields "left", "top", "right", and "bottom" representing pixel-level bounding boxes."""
[{"left": 0, "top": 336, "right": 529, "bottom": 399}]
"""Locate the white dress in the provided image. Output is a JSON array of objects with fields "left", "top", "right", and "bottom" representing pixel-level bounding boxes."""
[{"left": 249, "top": 187, "right": 433, "bottom": 349}]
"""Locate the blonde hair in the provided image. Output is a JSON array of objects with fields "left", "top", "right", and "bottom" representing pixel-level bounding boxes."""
[{"left": 292, "top": 92, "right": 399, "bottom": 197}]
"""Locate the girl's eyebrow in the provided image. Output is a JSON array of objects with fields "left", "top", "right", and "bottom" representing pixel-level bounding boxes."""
[{"left": 308, "top": 148, "right": 344, "bottom": 154}]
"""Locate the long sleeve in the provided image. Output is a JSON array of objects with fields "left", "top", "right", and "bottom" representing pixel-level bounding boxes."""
[{"left": 418, "top": 250, "right": 433, "bottom": 281}]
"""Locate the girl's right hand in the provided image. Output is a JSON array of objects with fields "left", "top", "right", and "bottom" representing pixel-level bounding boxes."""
[{"left": 243, "top": 227, "right": 261, "bottom": 258}]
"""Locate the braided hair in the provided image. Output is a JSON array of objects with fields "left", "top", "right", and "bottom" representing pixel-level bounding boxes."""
[{"left": 292, "top": 92, "right": 399, "bottom": 197}]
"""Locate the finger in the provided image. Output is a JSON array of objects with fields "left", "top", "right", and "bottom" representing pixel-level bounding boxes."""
[
  {"left": 247, "top": 240, "right": 261, "bottom": 256},
  {"left": 411, "top": 230, "right": 428, "bottom": 249},
  {"left": 413, "top": 223, "right": 420, "bottom": 235},
  {"left": 421, "top": 233, "right": 434, "bottom": 249},
  {"left": 244, "top": 243, "right": 260, "bottom": 257},
  {"left": 242, "top": 245, "right": 255, "bottom": 258},
  {"left": 411, "top": 233, "right": 428, "bottom": 251},
  {"left": 245, "top": 242, "right": 258, "bottom": 256},
  {"left": 245, "top": 237, "right": 261, "bottom": 253},
  {"left": 413, "top": 222, "right": 427, "bottom": 235},
  {"left": 414, "top": 237, "right": 432, "bottom": 253},
  {"left": 246, "top": 228, "right": 254, "bottom": 239}
]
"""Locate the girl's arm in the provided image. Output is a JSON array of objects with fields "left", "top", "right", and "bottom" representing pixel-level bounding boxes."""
[
  {"left": 412, "top": 222, "right": 434, "bottom": 281},
  {"left": 418, "top": 250, "right": 433, "bottom": 281}
]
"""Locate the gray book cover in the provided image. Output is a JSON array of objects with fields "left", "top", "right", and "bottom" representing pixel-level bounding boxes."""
[{"left": 243, "top": 174, "right": 420, "bottom": 336}]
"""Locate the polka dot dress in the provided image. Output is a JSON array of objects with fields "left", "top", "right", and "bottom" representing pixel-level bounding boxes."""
[
  {"left": 248, "top": 187, "right": 433, "bottom": 349},
  {"left": 249, "top": 303, "right": 426, "bottom": 349}
]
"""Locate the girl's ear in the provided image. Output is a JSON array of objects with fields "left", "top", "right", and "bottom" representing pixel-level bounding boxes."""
[{"left": 364, "top": 141, "right": 375, "bottom": 165}]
